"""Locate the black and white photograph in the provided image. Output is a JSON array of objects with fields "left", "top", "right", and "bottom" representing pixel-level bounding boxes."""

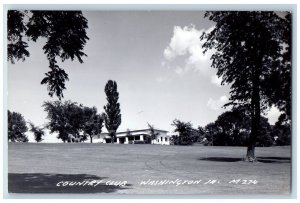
[{"left": 5, "top": 5, "right": 293, "bottom": 197}]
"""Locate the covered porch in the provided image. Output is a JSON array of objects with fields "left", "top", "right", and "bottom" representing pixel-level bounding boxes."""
[{"left": 104, "top": 134, "right": 151, "bottom": 144}]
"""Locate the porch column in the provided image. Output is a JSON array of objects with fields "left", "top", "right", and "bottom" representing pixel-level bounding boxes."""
[
  {"left": 125, "top": 137, "right": 129, "bottom": 144},
  {"left": 116, "top": 137, "right": 120, "bottom": 144},
  {"left": 140, "top": 135, "right": 144, "bottom": 141}
]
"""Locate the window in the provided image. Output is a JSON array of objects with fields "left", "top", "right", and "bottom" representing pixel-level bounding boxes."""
[
  {"left": 128, "top": 136, "right": 134, "bottom": 141},
  {"left": 157, "top": 139, "right": 159, "bottom": 143},
  {"left": 165, "top": 137, "right": 168, "bottom": 142},
  {"left": 161, "top": 137, "right": 163, "bottom": 142}
]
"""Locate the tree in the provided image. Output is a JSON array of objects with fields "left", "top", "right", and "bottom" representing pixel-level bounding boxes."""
[
  {"left": 170, "top": 121, "right": 204, "bottom": 145},
  {"left": 147, "top": 123, "right": 159, "bottom": 144},
  {"left": 8, "top": 110, "right": 28, "bottom": 142},
  {"left": 43, "top": 100, "right": 85, "bottom": 142},
  {"left": 201, "top": 11, "right": 288, "bottom": 161},
  {"left": 82, "top": 107, "right": 104, "bottom": 143},
  {"left": 7, "top": 10, "right": 89, "bottom": 99},
  {"left": 271, "top": 122, "right": 291, "bottom": 146},
  {"left": 204, "top": 122, "right": 219, "bottom": 146},
  {"left": 171, "top": 119, "right": 193, "bottom": 145},
  {"left": 203, "top": 107, "right": 273, "bottom": 147},
  {"left": 262, "top": 13, "right": 291, "bottom": 124},
  {"left": 43, "top": 100, "right": 104, "bottom": 143},
  {"left": 214, "top": 106, "right": 251, "bottom": 146},
  {"left": 28, "top": 122, "right": 45, "bottom": 143},
  {"left": 256, "top": 117, "right": 274, "bottom": 147},
  {"left": 103, "top": 80, "right": 122, "bottom": 143},
  {"left": 170, "top": 135, "right": 180, "bottom": 145},
  {"left": 193, "top": 126, "right": 206, "bottom": 143}
]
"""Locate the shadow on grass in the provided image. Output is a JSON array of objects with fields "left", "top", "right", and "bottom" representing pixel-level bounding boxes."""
[
  {"left": 198, "top": 157, "right": 291, "bottom": 163},
  {"left": 256, "top": 157, "right": 291, "bottom": 163},
  {"left": 198, "top": 157, "right": 243, "bottom": 162},
  {"left": 8, "top": 173, "right": 131, "bottom": 193}
]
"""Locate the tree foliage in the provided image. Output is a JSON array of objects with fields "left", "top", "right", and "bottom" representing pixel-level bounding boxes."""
[
  {"left": 170, "top": 120, "right": 205, "bottom": 145},
  {"left": 262, "top": 13, "right": 292, "bottom": 124},
  {"left": 103, "top": 80, "right": 122, "bottom": 143},
  {"left": 193, "top": 127, "right": 206, "bottom": 143},
  {"left": 8, "top": 110, "right": 29, "bottom": 142},
  {"left": 256, "top": 117, "right": 273, "bottom": 147},
  {"left": 203, "top": 107, "right": 276, "bottom": 147},
  {"left": 201, "top": 11, "right": 290, "bottom": 160},
  {"left": 28, "top": 122, "right": 45, "bottom": 143},
  {"left": 43, "top": 100, "right": 86, "bottom": 142},
  {"left": 171, "top": 119, "right": 193, "bottom": 145},
  {"left": 7, "top": 10, "right": 89, "bottom": 99},
  {"left": 271, "top": 122, "right": 291, "bottom": 146},
  {"left": 170, "top": 135, "right": 180, "bottom": 145},
  {"left": 214, "top": 106, "right": 251, "bottom": 146},
  {"left": 203, "top": 122, "right": 218, "bottom": 146},
  {"left": 82, "top": 107, "right": 104, "bottom": 143},
  {"left": 7, "top": 10, "right": 29, "bottom": 63}
]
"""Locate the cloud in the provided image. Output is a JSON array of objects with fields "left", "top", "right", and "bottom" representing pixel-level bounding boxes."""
[
  {"left": 211, "top": 75, "right": 223, "bottom": 86},
  {"left": 163, "top": 25, "right": 214, "bottom": 76},
  {"left": 207, "top": 95, "right": 229, "bottom": 110}
]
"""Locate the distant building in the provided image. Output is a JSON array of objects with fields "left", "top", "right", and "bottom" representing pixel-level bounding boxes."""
[{"left": 94, "top": 128, "right": 170, "bottom": 145}]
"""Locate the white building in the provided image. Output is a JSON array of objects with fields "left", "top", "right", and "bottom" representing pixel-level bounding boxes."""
[{"left": 93, "top": 128, "right": 170, "bottom": 145}]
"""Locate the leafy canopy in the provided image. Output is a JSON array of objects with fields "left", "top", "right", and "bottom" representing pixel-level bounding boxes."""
[
  {"left": 28, "top": 122, "right": 45, "bottom": 143},
  {"left": 201, "top": 11, "right": 285, "bottom": 110},
  {"left": 103, "top": 80, "right": 122, "bottom": 141},
  {"left": 8, "top": 110, "right": 29, "bottom": 142},
  {"left": 43, "top": 100, "right": 103, "bottom": 143},
  {"left": 7, "top": 10, "right": 89, "bottom": 99},
  {"left": 43, "top": 100, "right": 85, "bottom": 142},
  {"left": 82, "top": 106, "right": 104, "bottom": 143},
  {"left": 172, "top": 119, "right": 193, "bottom": 145}
]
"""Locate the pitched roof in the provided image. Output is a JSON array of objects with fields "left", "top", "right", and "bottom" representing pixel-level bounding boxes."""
[{"left": 101, "top": 128, "right": 168, "bottom": 135}]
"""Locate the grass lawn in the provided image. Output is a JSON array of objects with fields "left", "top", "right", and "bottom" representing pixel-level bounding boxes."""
[{"left": 7, "top": 143, "right": 291, "bottom": 195}]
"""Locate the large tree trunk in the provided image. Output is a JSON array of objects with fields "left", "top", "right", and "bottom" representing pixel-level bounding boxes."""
[
  {"left": 90, "top": 136, "right": 93, "bottom": 143},
  {"left": 246, "top": 144, "right": 255, "bottom": 160},
  {"left": 245, "top": 64, "right": 261, "bottom": 162}
]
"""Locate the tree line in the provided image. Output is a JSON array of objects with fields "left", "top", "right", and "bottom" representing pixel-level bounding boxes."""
[
  {"left": 8, "top": 102, "right": 105, "bottom": 143},
  {"left": 8, "top": 80, "right": 122, "bottom": 143},
  {"left": 170, "top": 106, "right": 290, "bottom": 147}
]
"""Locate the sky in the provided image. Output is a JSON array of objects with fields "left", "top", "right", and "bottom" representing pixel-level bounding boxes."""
[{"left": 7, "top": 11, "right": 281, "bottom": 142}]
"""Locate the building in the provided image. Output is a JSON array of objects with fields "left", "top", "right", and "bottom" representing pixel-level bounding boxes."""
[{"left": 94, "top": 128, "right": 170, "bottom": 145}]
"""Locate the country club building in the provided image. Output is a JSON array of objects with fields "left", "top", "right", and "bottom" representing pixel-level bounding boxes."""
[{"left": 93, "top": 128, "right": 170, "bottom": 145}]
